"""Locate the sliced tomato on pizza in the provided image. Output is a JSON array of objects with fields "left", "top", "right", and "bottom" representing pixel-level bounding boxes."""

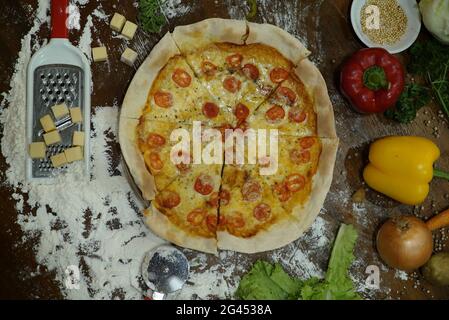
[
  {"left": 152, "top": 163, "right": 223, "bottom": 239},
  {"left": 142, "top": 55, "right": 231, "bottom": 126},
  {"left": 218, "top": 163, "right": 292, "bottom": 239},
  {"left": 248, "top": 72, "right": 317, "bottom": 137},
  {"left": 136, "top": 120, "right": 195, "bottom": 191},
  {"left": 258, "top": 136, "right": 322, "bottom": 213},
  {"left": 231, "top": 43, "right": 294, "bottom": 115}
]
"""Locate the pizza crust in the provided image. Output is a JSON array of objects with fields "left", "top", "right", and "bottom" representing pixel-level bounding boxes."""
[
  {"left": 120, "top": 32, "right": 180, "bottom": 119},
  {"left": 217, "top": 139, "right": 338, "bottom": 254},
  {"left": 291, "top": 139, "right": 339, "bottom": 232},
  {"left": 119, "top": 118, "right": 156, "bottom": 201},
  {"left": 245, "top": 22, "right": 311, "bottom": 66},
  {"left": 217, "top": 217, "right": 303, "bottom": 254},
  {"left": 144, "top": 206, "right": 218, "bottom": 255},
  {"left": 294, "top": 59, "right": 337, "bottom": 139},
  {"left": 172, "top": 18, "right": 248, "bottom": 53}
]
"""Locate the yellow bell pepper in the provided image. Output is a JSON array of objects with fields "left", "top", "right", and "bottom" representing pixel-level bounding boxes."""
[{"left": 363, "top": 136, "right": 449, "bottom": 205}]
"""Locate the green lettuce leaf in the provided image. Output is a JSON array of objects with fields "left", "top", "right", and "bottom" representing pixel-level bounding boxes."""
[
  {"left": 236, "top": 261, "right": 303, "bottom": 300},
  {"left": 301, "top": 224, "right": 361, "bottom": 300}
]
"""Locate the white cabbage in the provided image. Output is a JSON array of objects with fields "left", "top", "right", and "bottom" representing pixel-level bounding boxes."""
[{"left": 420, "top": 0, "right": 449, "bottom": 44}]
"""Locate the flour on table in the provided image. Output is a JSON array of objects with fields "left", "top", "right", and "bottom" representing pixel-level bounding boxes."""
[
  {"left": 78, "top": 15, "right": 93, "bottom": 60},
  {"left": 395, "top": 270, "right": 409, "bottom": 281},
  {"left": 68, "top": 4, "right": 81, "bottom": 30},
  {"left": 161, "top": 0, "right": 192, "bottom": 19},
  {"left": 92, "top": 7, "right": 109, "bottom": 22}
]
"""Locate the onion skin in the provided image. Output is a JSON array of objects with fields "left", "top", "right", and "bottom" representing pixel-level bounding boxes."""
[{"left": 376, "top": 216, "right": 433, "bottom": 271}]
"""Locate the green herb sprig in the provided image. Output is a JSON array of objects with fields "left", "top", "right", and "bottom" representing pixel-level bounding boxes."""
[
  {"left": 246, "top": 0, "right": 258, "bottom": 20},
  {"left": 385, "top": 84, "right": 431, "bottom": 123},
  {"left": 408, "top": 39, "right": 449, "bottom": 120},
  {"left": 138, "top": 0, "right": 167, "bottom": 34}
]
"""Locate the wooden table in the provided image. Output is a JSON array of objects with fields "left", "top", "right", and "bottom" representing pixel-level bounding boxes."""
[{"left": 0, "top": 0, "right": 448, "bottom": 300}]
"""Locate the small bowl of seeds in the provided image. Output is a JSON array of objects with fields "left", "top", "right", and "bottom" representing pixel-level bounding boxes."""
[{"left": 351, "top": 0, "right": 421, "bottom": 54}]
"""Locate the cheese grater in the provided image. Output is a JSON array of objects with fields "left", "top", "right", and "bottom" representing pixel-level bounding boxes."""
[{"left": 26, "top": 0, "right": 91, "bottom": 182}]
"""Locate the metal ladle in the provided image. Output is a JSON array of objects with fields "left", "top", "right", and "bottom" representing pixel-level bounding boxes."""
[{"left": 141, "top": 245, "right": 190, "bottom": 300}]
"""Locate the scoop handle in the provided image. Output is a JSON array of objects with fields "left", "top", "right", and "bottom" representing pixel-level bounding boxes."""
[{"left": 51, "top": 0, "right": 69, "bottom": 38}]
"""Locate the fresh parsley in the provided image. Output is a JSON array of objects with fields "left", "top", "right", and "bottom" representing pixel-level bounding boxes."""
[
  {"left": 408, "top": 39, "right": 449, "bottom": 120},
  {"left": 385, "top": 84, "right": 431, "bottom": 123},
  {"left": 138, "top": 0, "right": 167, "bottom": 34}
]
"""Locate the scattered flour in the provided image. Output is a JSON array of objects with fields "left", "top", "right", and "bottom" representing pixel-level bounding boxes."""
[
  {"left": 78, "top": 15, "right": 93, "bottom": 60},
  {"left": 162, "top": 0, "right": 192, "bottom": 19},
  {"left": 352, "top": 202, "right": 370, "bottom": 226},
  {"left": 395, "top": 270, "right": 409, "bottom": 281},
  {"left": 92, "top": 7, "right": 109, "bottom": 22},
  {"left": 68, "top": 4, "right": 81, "bottom": 30},
  {"left": 74, "top": 0, "right": 90, "bottom": 6}
]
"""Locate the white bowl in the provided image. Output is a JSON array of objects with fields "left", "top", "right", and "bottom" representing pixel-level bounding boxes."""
[{"left": 350, "top": 0, "right": 422, "bottom": 54}]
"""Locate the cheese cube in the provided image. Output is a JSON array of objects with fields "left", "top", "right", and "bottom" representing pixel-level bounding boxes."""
[
  {"left": 51, "top": 152, "right": 67, "bottom": 168},
  {"left": 51, "top": 103, "right": 69, "bottom": 119},
  {"left": 64, "top": 147, "right": 84, "bottom": 163},
  {"left": 121, "top": 48, "right": 138, "bottom": 66},
  {"left": 110, "top": 13, "right": 126, "bottom": 32},
  {"left": 121, "top": 21, "right": 137, "bottom": 40},
  {"left": 40, "top": 115, "right": 56, "bottom": 132},
  {"left": 73, "top": 131, "right": 85, "bottom": 147},
  {"left": 92, "top": 47, "right": 108, "bottom": 62},
  {"left": 29, "top": 142, "right": 46, "bottom": 159},
  {"left": 43, "top": 130, "right": 61, "bottom": 146},
  {"left": 70, "top": 107, "right": 83, "bottom": 123}
]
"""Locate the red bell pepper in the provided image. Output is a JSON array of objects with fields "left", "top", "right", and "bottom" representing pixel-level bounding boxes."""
[{"left": 340, "top": 48, "right": 405, "bottom": 113}]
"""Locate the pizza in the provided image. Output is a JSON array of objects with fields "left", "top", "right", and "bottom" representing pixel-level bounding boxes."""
[{"left": 119, "top": 19, "right": 338, "bottom": 254}]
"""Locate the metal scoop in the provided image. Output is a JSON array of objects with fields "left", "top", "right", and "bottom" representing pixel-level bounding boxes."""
[{"left": 141, "top": 245, "right": 190, "bottom": 300}]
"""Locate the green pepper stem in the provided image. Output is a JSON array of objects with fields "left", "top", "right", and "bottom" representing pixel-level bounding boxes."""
[
  {"left": 363, "top": 66, "right": 389, "bottom": 91},
  {"left": 434, "top": 169, "right": 449, "bottom": 181}
]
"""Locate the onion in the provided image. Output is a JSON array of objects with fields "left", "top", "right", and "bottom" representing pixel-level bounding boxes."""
[{"left": 376, "top": 216, "right": 433, "bottom": 271}]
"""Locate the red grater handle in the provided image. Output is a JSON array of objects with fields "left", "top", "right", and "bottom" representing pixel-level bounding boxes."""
[{"left": 51, "top": 0, "right": 69, "bottom": 38}]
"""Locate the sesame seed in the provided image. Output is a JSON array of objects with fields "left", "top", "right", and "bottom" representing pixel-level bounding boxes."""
[{"left": 361, "top": 0, "right": 408, "bottom": 45}]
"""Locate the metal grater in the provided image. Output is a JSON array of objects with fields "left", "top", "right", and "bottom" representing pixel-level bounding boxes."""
[
  {"left": 26, "top": 0, "right": 91, "bottom": 182},
  {"left": 32, "top": 65, "right": 84, "bottom": 177}
]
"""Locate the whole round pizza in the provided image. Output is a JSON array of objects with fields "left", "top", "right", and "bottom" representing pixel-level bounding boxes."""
[{"left": 119, "top": 19, "right": 338, "bottom": 255}]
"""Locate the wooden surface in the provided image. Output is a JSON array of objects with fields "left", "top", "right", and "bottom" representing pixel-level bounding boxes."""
[{"left": 0, "top": 0, "right": 448, "bottom": 300}]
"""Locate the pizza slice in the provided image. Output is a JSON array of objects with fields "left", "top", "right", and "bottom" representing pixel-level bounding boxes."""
[
  {"left": 219, "top": 162, "right": 292, "bottom": 236},
  {"left": 173, "top": 28, "right": 298, "bottom": 127},
  {"left": 119, "top": 32, "right": 231, "bottom": 126},
  {"left": 217, "top": 162, "right": 303, "bottom": 253},
  {"left": 217, "top": 42, "right": 296, "bottom": 128},
  {"left": 269, "top": 137, "right": 338, "bottom": 234},
  {"left": 136, "top": 120, "right": 191, "bottom": 192},
  {"left": 144, "top": 162, "right": 223, "bottom": 254},
  {"left": 142, "top": 54, "right": 233, "bottom": 126},
  {"left": 217, "top": 136, "right": 338, "bottom": 253},
  {"left": 258, "top": 135, "right": 335, "bottom": 217},
  {"left": 247, "top": 72, "right": 317, "bottom": 136},
  {"left": 247, "top": 58, "right": 338, "bottom": 138}
]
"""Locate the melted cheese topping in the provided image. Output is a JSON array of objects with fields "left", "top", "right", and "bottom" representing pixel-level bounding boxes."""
[{"left": 137, "top": 42, "right": 323, "bottom": 240}]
